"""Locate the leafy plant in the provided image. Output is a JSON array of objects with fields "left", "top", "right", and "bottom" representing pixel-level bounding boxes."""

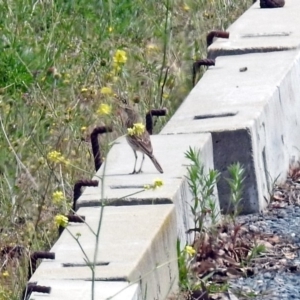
[
  {"left": 185, "top": 146, "right": 220, "bottom": 234},
  {"left": 226, "top": 162, "right": 245, "bottom": 222}
]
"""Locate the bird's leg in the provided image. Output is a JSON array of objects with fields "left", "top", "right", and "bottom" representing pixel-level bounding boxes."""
[
  {"left": 130, "top": 150, "right": 138, "bottom": 174},
  {"left": 137, "top": 153, "right": 145, "bottom": 173}
]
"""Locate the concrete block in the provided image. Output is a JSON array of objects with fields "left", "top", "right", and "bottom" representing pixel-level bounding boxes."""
[
  {"left": 29, "top": 280, "right": 140, "bottom": 300},
  {"left": 161, "top": 50, "right": 300, "bottom": 213},
  {"left": 30, "top": 205, "right": 178, "bottom": 300},
  {"left": 208, "top": 0, "right": 300, "bottom": 59},
  {"left": 77, "top": 133, "right": 219, "bottom": 242}
]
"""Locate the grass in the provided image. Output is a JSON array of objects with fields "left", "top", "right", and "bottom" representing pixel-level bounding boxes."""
[{"left": 0, "top": 0, "right": 252, "bottom": 298}]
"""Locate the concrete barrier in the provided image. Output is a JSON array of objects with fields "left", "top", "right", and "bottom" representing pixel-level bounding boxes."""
[
  {"left": 30, "top": 205, "right": 177, "bottom": 300},
  {"left": 28, "top": 1, "right": 300, "bottom": 299},
  {"left": 77, "top": 133, "right": 218, "bottom": 244},
  {"left": 208, "top": 0, "right": 300, "bottom": 59},
  {"left": 162, "top": 50, "right": 300, "bottom": 213},
  {"left": 30, "top": 281, "right": 141, "bottom": 300}
]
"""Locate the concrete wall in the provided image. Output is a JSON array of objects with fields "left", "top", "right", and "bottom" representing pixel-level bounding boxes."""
[{"left": 29, "top": 1, "right": 300, "bottom": 299}]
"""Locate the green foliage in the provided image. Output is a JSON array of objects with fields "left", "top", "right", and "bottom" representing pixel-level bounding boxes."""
[
  {"left": 246, "top": 243, "right": 266, "bottom": 263},
  {"left": 207, "top": 282, "right": 230, "bottom": 294},
  {"left": 185, "top": 146, "right": 220, "bottom": 231},
  {"left": 177, "top": 240, "right": 190, "bottom": 289},
  {"left": 226, "top": 162, "right": 246, "bottom": 221}
]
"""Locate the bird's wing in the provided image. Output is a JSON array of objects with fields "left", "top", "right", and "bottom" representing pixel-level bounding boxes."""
[{"left": 135, "top": 131, "right": 153, "bottom": 155}]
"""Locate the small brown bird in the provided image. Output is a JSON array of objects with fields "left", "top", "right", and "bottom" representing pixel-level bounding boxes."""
[{"left": 121, "top": 105, "right": 163, "bottom": 174}]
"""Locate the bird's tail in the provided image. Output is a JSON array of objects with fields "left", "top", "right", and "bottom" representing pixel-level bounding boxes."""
[{"left": 148, "top": 154, "right": 163, "bottom": 173}]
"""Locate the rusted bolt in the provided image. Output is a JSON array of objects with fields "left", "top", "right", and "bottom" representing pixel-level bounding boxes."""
[
  {"left": 91, "top": 126, "right": 113, "bottom": 171},
  {"left": 22, "top": 282, "right": 51, "bottom": 300},
  {"left": 73, "top": 180, "right": 99, "bottom": 211},
  {"left": 67, "top": 214, "right": 86, "bottom": 222},
  {"left": 58, "top": 214, "right": 86, "bottom": 236},
  {"left": 28, "top": 251, "right": 55, "bottom": 279},
  {"left": 146, "top": 108, "right": 168, "bottom": 135},
  {"left": 206, "top": 30, "right": 229, "bottom": 48},
  {"left": 260, "top": 0, "right": 285, "bottom": 8},
  {"left": 192, "top": 59, "right": 215, "bottom": 87}
]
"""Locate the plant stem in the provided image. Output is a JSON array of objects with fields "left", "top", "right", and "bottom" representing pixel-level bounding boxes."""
[{"left": 158, "top": 0, "right": 171, "bottom": 106}]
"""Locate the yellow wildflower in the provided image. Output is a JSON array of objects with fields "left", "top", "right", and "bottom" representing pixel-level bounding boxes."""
[
  {"left": 133, "top": 123, "right": 145, "bottom": 135},
  {"left": 113, "top": 63, "right": 122, "bottom": 73},
  {"left": 183, "top": 4, "right": 190, "bottom": 11},
  {"left": 113, "top": 49, "right": 127, "bottom": 64},
  {"left": 100, "top": 86, "right": 113, "bottom": 95},
  {"left": 127, "top": 128, "right": 135, "bottom": 136},
  {"left": 47, "top": 150, "right": 70, "bottom": 165},
  {"left": 81, "top": 87, "right": 88, "bottom": 92},
  {"left": 2, "top": 271, "right": 9, "bottom": 277},
  {"left": 81, "top": 126, "right": 87, "bottom": 131},
  {"left": 108, "top": 26, "right": 113, "bottom": 33},
  {"left": 143, "top": 178, "right": 164, "bottom": 190},
  {"left": 52, "top": 191, "right": 65, "bottom": 205},
  {"left": 185, "top": 245, "right": 196, "bottom": 256},
  {"left": 153, "top": 178, "right": 164, "bottom": 189},
  {"left": 47, "top": 150, "right": 62, "bottom": 162},
  {"left": 54, "top": 215, "right": 68, "bottom": 228},
  {"left": 97, "top": 103, "right": 112, "bottom": 116},
  {"left": 127, "top": 123, "right": 145, "bottom": 136}
]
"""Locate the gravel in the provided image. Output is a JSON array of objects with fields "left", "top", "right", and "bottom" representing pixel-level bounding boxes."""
[{"left": 229, "top": 189, "right": 300, "bottom": 300}]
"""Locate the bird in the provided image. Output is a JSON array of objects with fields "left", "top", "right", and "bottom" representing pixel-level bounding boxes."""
[{"left": 120, "top": 104, "right": 163, "bottom": 174}]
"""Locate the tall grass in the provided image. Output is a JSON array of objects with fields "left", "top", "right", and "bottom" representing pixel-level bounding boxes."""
[{"left": 0, "top": 0, "right": 252, "bottom": 297}]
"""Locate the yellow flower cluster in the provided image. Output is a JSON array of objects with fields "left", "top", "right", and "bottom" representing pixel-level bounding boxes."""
[
  {"left": 100, "top": 86, "right": 113, "bottom": 95},
  {"left": 185, "top": 245, "right": 196, "bottom": 256},
  {"left": 54, "top": 214, "right": 68, "bottom": 228},
  {"left": 113, "top": 49, "right": 127, "bottom": 64},
  {"left": 97, "top": 103, "right": 112, "bottom": 116},
  {"left": 2, "top": 271, "right": 9, "bottom": 277},
  {"left": 52, "top": 191, "right": 65, "bottom": 205},
  {"left": 153, "top": 178, "right": 163, "bottom": 188},
  {"left": 183, "top": 4, "right": 190, "bottom": 11},
  {"left": 47, "top": 151, "right": 69, "bottom": 164},
  {"left": 127, "top": 123, "right": 145, "bottom": 136},
  {"left": 112, "top": 49, "right": 127, "bottom": 73},
  {"left": 144, "top": 178, "right": 164, "bottom": 190}
]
